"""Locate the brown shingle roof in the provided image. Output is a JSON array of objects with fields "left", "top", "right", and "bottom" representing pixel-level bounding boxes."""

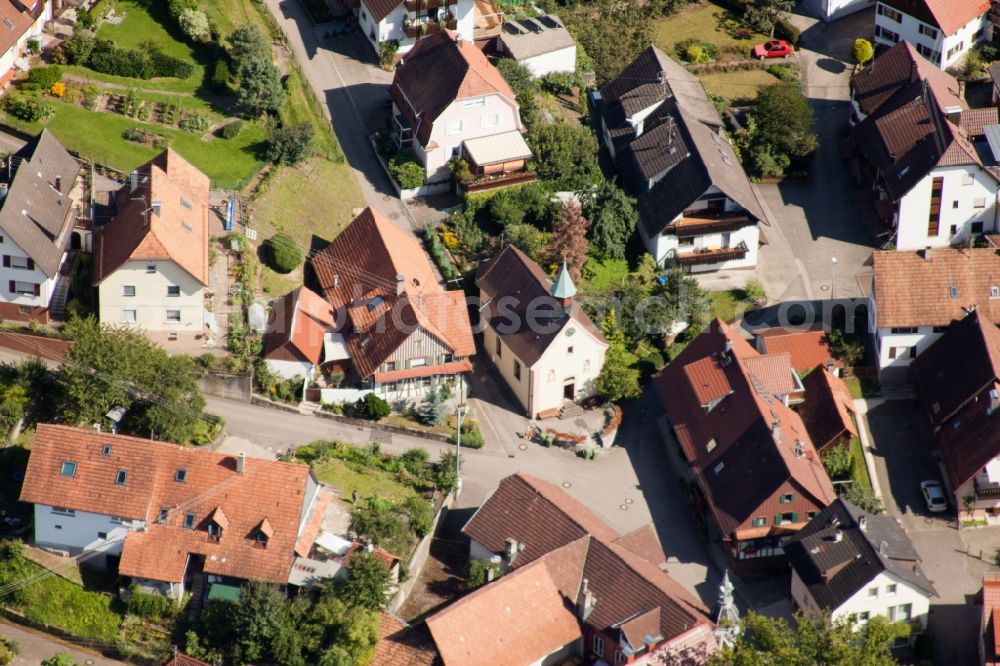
[
  {"left": 881, "top": 0, "right": 989, "bottom": 34},
  {"left": 797, "top": 366, "right": 857, "bottom": 452},
  {"left": 960, "top": 107, "right": 998, "bottom": 137},
  {"left": 0, "top": 129, "right": 82, "bottom": 277},
  {"left": 311, "top": 207, "right": 475, "bottom": 379},
  {"left": 93, "top": 149, "right": 210, "bottom": 286},
  {"left": 871, "top": 248, "right": 1000, "bottom": 328},
  {"left": 851, "top": 41, "right": 964, "bottom": 118},
  {"left": 373, "top": 613, "right": 440, "bottom": 666},
  {"left": 262, "top": 286, "right": 336, "bottom": 365},
  {"left": 911, "top": 310, "right": 1000, "bottom": 489},
  {"left": 654, "top": 320, "right": 836, "bottom": 536},
  {"left": 363, "top": 0, "right": 405, "bottom": 22},
  {"left": 19, "top": 425, "right": 319, "bottom": 585},
  {"left": 457, "top": 473, "right": 712, "bottom": 653},
  {"left": 390, "top": 33, "right": 518, "bottom": 147},
  {"left": 475, "top": 245, "right": 606, "bottom": 367}
]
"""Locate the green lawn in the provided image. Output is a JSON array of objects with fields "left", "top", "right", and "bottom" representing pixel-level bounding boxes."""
[
  {"left": 2, "top": 555, "right": 123, "bottom": 641},
  {"left": 653, "top": 1, "right": 768, "bottom": 54},
  {"left": 842, "top": 374, "right": 879, "bottom": 399},
  {"left": 92, "top": 0, "right": 208, "bottom": 93},
  {"left": 312, "top": 458, "right": 420, "bottom": 503},
  {"left": 848, "top": 434, "right": 873, "bottom": 495},
  {"left": 201, "top": 0, "right": 274, "bottom": 40},
  {"left": 708, "top": 289, "right": 749, "bottom": 323},
  {"left": 697, "top": 68, "right": 781, "bottom": 102},
  {"left": 251, "top": 157, "right": 364, "bottom": 295},
  {"left": 581, "top": 256, "right": 630, "bottom": 294},
  {"left": 2, "top": 100, "right": 267, "bottom": 188}
]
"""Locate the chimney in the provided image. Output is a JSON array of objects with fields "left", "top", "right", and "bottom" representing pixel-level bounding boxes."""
[
  {"left": 923, "top": 246, "right": 933, "bottom": 261},
  {"left": 504, "top": 537, "right": 523, "bottom": 565},
  {"left": 237, "top": 451, "right": 245, "bottom": 475},
  {"left": 724, "top": 338, "right": 733, "bottom": 354},
  {"left": 771, "top": 418, "right": 781, "bottom": 442},
  {"left": 794, "top": 440, "right": 805, "bottom": 458},
  {"left": 130, "top": 170, "right": 138, "bottom": 192},
  {"left": 833, "top": 529, "right": 843, "bottom": 543},
  {"left": 859, "top": 515, "right": 867, "bottom": 532},
  {"left": 989, "top": 388, "right": 1000, "bottom": 416},
  {"left": 578, "top": 578, "right": 596, "bottom": 621},
  {"left": 333, "top": 274, "right": 340, "bottom": 290},
  {"left": 396, "top": 274, "right": 405, "bottom": 296},
  {"left": 54, "top": 176, "right": 61, "bottom": 192}
]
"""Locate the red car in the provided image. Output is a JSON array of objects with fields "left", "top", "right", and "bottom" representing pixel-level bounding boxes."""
[{"left": 753, "top": 40, "right": 794, "bottom": 60}]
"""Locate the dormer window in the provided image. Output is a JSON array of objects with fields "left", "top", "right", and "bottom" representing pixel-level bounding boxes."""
[
  {"left": 208, "top": 507, "right": 229, "bottom": 539},
  {"left": 175, "top": 468, "right": 187, "bottom": 483},
  {"left": 208, "top": 523, "right": 222, "bottom": 538},
  {"left": 255, "top": 532, "right": 269, "bottom": 547},
  {"left": 256, "top": 518, "right": 274, "bottom": 548},
  {"left": 102, "top": 445, "right": 112, "bottom": 457}
]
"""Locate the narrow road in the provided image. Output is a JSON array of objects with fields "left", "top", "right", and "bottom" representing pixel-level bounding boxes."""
[
  {"left": 263, "top": 0, "right": 418, "bottom": 233},
  {"left": 0, "top": 618, "right": 124, "bottom": 666}
]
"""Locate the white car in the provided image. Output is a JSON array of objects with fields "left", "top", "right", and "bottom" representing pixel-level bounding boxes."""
[{"left": 920, "top": 480, "right": 948, "bottom": 513}]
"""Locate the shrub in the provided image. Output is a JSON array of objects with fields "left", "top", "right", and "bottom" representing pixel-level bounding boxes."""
[
  {"left": 767, "top": 63, "right": 799, "bottom": 84},
  {"left": 464, "top": 558, "right": 503, "bottom": 590},
  {"left": 450, "top": 419, "right": 484, "bottom": 449},
  {"left": 86, "top": 40, "right": 194, "bottom": 80},
  {"left": 378, "top": 39, "right": 400, "bottom": 68},
  {"left": 743, "top": 277, "right": 766, "bottom": 304},
  {"left": 539, "top": 71, "right": 579, "bottom": 95},
  {"left": 388, "top": 151, "right": 425, "bottom": 189},
  {"left": 28, "top": 65, "right": 63, "bottom": 89},
  {"left": 168, "top": 0, "right": 199, "bottom": 21},
  {"left": 179, "top": 113, "right": 210, "bottom": 132},
  {"left": 264, "top": 233, "right": 302, "bottom": 273},
  {"left": 62, "top": 32, "right": 95, "bottom": 65},
  {"left": 178, "top": 9, "right": 210, "bottom": 41},
  {"left": 220, "top": 119, "right": 244, "bottom": 139},
  {"left": 774, "top": 17, "right": 800, "bottom": 44},
  {"left": 355, "top": 393, "right": 391, "bottom": 420},
  {"left": 265, "top": 123, "right": 314, "bottom": 165},
  {"left": 211, "top": 59, "right": 232, "bottom": 90},
  {"left": 122, "top": 126, "right": 169, "bottom": 149},
  {"left": 851, "top": 38, "right": 873, "bottom": 65},
  {"left": 127, "top": 585, "right": 170, "bottom": 619},
  {"left": 0, "top": 636, "right": 19, "bottom": 666},
  {"left": 82, "top": 84, "right": 100, "bottom": 110},
  {"left": 5, "top": 95, "right": 54, "bottom": 122}
]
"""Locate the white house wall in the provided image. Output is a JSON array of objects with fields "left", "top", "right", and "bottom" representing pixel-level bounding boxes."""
[
  {"left": 517, "top": 47, "right": 577, "bottom": 77},
  {"left": 874, "top": 2, "right": 986, "bottom": 68},
  {"left": 422, "top": 93, "right": 523, "bottom": 182},
  {"left": 33, "top": 503, "right": 141, "bottom": 555},
  {"left": 792, "top": 568, "right": 930, "bottom": 632},
  {"left": 98, "top": 260, "right": 205, "bottom": 334},
  {"left": 895, "top": 166, "right": 998, "bottom": 251},
  {"left": 529, "top": 319, "right": 606, "bottom": 415},
  {"left": 875, "top": 327, "right": 943, "bottom": 369},
  {"left": 0, "top": 234, "right": 58, "bottom": 309},
  {"left": 360, "top": 0, "right": 474, "bottom": 55},
  {"left": 804, "top": 0, "right": 874, "bottom": 22}
]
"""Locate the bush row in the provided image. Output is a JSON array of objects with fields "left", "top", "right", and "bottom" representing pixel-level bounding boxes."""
[{"left": 60, "top": 33, "right": 194, "bottom": 80}]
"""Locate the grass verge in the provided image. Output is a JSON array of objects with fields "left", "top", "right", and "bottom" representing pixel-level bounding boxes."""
[
  {"left": 697, "top": 67, "right": 781, "bottom": 102},
  {"left": 848, "top": 434, "right": 873, "bottom": 495},
  {"left": 581, "top": 256, "right": 630, "bottom": 294},
  {"left": 708, "top": 289, "right": 748, "bottom": 323}
]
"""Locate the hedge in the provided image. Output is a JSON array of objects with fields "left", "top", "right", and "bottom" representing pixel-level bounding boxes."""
[
  {"left": 86, "top": 39, "right": 194, "bottom": 80},
  {"left": 387, "top": 151, "right": 424, "bottom": 189}
]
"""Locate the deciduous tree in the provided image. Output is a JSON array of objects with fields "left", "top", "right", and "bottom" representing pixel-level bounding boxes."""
[
  {"left": 852, "top": 38, "right": 874, "bottom": 66},
  {"left": 596, "top": 310, "right": 641, "bottom": 402},
  {"left": 528, "top": 123, "right": 602, "bottom": 191},
  {"left": 547, "top": 201, "right": 590, "bottom": 282},
  {"left": 340, "top": 551, "right": 392, "bottom": 610},
  {"left": 580, "top": 181, "right": 638, "bottom": 259}
]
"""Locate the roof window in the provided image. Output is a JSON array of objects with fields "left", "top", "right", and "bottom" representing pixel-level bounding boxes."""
[
  {"left": 115, "top": 469, "right": 127, "bottom": 485},
  {"left": 60, "top": 461, "right": 77, "bottom": 477},
  {"left": 102, "top": 445, "right": 112, "bottom": 457},
  {"left": 175, "top": 468, "right": 187, "bottom": 482}
]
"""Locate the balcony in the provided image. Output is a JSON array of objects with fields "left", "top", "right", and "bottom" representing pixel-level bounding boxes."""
[
  {"left": 403, "top": 19, "right": 445, "bottom": 38},
  {"left": 676, "top": 241, "right": 749, "bottom": 267},
  {"left": 666, "top": 210, "right": 755, "bottom": 237},
  {"left": 404, "top": 0, "right": 452, "bottom": 10},
  {"left": 975, "top": 477, "right": 1000, "bottom": 499}
]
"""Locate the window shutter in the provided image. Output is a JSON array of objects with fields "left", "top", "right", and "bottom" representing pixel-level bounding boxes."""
[
  {"left": 2, "top": 256, "right": 9, "bottom": 268},
  {"left": 791, "top": 511, "right": 799, "bottom": 522},
  {"left": 33, "top": 283, "right": 40, "bottom": 297},
  {"left": 774, "top": 514, "right": 781, "bottom": 525},
  {"left": 26, "top": 258, "right": 33, "bottom": 271},
  {"left": 7, "top": 281, "right": 12, "bottom": 294}
]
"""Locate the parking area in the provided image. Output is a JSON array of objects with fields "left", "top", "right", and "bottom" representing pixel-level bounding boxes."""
[{"left": 866, "top": 398, "right": 993, "bottom": 665}]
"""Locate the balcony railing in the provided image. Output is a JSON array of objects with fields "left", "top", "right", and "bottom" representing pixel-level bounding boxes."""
[
  {"left": 975, "top": 479, "right": 1000, "bottom": 499},
  {"left": 404, "top": 0, "right": 454, "bottom": 11},
  {"left": 676, "top": 241, "right": 749, "bottom": 266},
  {"left": 464, "top": 170, "right": 537, "bottom": 193},
  {"left": 403, "top": 20, "right": 444, "bottom": 38}
]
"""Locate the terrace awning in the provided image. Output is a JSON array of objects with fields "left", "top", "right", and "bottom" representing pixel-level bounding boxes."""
[{"left": 463, "top": 131, "right": 533, "bottom": 166}]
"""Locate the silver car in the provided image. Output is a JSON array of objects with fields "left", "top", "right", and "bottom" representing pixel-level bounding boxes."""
[{"left": 920, "top": 480, "right": 948, "bottom": 513}]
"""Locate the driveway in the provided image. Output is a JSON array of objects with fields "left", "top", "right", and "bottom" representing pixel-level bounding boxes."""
[
  {"left": 265, "top": 0, "right": 416, "bottom": 233},
  {"left": 866, "top": 398, "right": 991, "bottom": 665},
  {"left": 755, "top": 10, "right": 877, "bottom": 303}
]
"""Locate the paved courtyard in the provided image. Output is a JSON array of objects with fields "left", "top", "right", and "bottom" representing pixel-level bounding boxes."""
[{"left": 866, "top": 398, "right": 996, "bottom": 665}]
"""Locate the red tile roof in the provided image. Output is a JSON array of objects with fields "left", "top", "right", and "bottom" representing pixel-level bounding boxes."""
[
  {"left": 0, "top": 1, "right": 38, "bottom": 60},
  {"left": 373, "top": 613, "right": 440, "bottom": 666},
  {"left": 796, "top": 366, "right": 857, "bottom": 452},
  {"left": 456, "top": 473, "right": 713, "bottom": 659},
  {"left": 851, "top": 41, "right": 964, "bottom": 117},
  {"left": 741, "top": 353, "right": 796, "bottom": 397},
  {"left": 426, "top": 551, "right": 583, "bottom": 666},
  {"left": 984, "top": 573, "right": 1000, "bottom": 666},
  {"left": 390, "top": 32, "right": 518, "bottom": 147},
  {"left": 756, "top": 326, "right": 841, "bottom": 374},
  {"left": 93, "top": 149, "right": 210, "bottom": 286},
  {"left": 871, "top": 248, "right": 1000, "bottom": 329},
  {"left": 311, "top": 207, "right": 475, "bottom": 380},
  {"left": 654, "top": 319, "right": 836, "bottom": 537},
  {"left": 163, "top": 654, "right": 211, "bottom": 666},
  {"left": 263, "top": 286, "right": 336, "bottom": 365},
  {"left": 881, "top": 0, "right": 989, "bottom": 34},
  {"left": 20, "top": 425, "right": 321, "bottom": 585}
]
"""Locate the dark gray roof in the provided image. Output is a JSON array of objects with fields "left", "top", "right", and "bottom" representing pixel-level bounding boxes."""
[
  {"left": 0, "top": 129, "right": 81, "bottom": 276},
  {"left": 499, "top": 15, "right": 576, "bottom": 61},
  {"left": 785, "top": 499, "right": 935, "bottom": 610},
  {"left": 598, "top": 47, "right": 764, "bottom": 237}
]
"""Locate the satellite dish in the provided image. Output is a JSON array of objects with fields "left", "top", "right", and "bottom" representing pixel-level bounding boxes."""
[{"left": 248, "top": 303, "right": 267, "bottom": 334}]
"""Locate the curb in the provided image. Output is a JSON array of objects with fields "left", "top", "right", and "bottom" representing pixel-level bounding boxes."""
[{"left": 852, "top": 397, "right": 885, "bottom": 501}]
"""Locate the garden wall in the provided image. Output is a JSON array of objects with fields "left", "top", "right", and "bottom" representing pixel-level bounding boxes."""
[
  {"left": 198, "top": 372, "right": 252, "bottom": 402},
  {"left": 388, "top": 490, "right": 456, "bottom": 613}
]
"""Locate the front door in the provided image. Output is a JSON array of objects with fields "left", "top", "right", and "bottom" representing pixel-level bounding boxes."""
[{"left": 563, "top": 379, "right": 575, "bottom": 400}]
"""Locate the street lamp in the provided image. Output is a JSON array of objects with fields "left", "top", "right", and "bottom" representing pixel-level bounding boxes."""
[{"left": 830, "top": 257, "right": 837, "bottom": 301}]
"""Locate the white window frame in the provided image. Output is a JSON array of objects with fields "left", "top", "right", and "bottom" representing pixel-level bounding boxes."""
[
  {"left": 123, "top": 285, "right": 136, "bottom": 297},
  {"left": 446, "top": 120, "right": 464, "bottom": 135},
  {"left": 463, "top": 97, "right": 486, "bottom": 108},
  {"left": 9, "top": 256, "right": 28, "bottom": 270},
  {"left": 165, "top": 310, "right": 181, "bottom": 323},
  {"left": 122, "top": 309, "right": 137, "bottom": 323},
  {"left": 481, "top": 112, "right": 500, "bottom": 129},
  {"left": 592, "top": 634, "right": 604, "bottom": 655}
]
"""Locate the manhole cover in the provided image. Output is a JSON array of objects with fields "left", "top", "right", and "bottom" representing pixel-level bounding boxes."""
[
  {"left": 820, "top": 284, "right": 830, "bottom": 291},
  {"left": 389, "top": 212, "right": 400, "bottom": 220},
  {"left": 625, "top": 498, "right": 634, "bottom": 505},
  {"left": 518, "top": 444, "right": 527, "bottom": 450},
  {"left": 562, "top": 481, "right": 572, "bottom": 488},
  {"left": 619, "top": 504, "right": 628, "bottom": 511}
]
